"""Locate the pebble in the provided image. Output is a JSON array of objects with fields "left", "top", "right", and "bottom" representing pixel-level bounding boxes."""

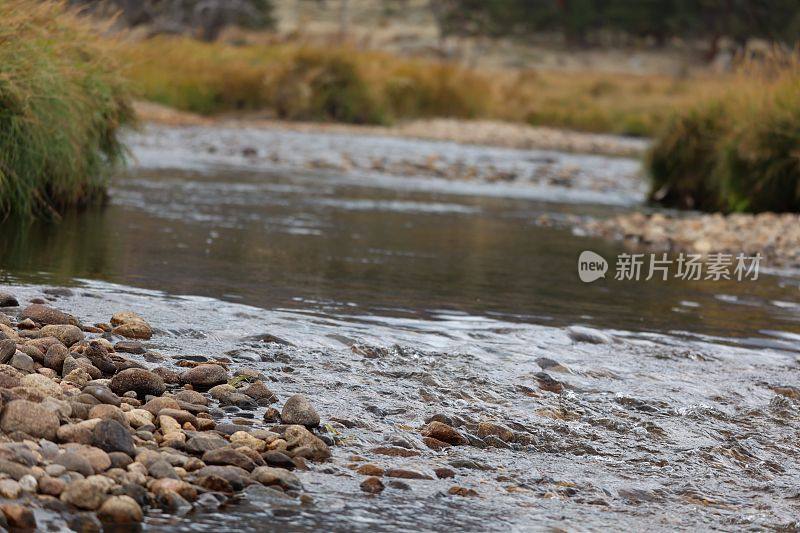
[
  {"left": 0, "top": 503, "right": 36, "bottom": 529},
  {"left": 0, "top": 339, "right": 15, "bottom": 364},
  {"left": 281, "top": 394, "right": 320, "bottom": 427},
  {"left": 356, "top": 464, "right": 384, "bottom": 476},
  {"left": 180, "top": 364, "right": 228, "bottom": 389},
  {"left": 54, "top": 452, "right": 94, "bottom": 477},
  {"left": 93, "top": 420, "right": 136, "bottom": 456},
  {"left": 60, "top": 478, "right": 109, "bottom": 510},
  {"left": 566, "top": 326, "right": 612, "bottom": 344},
  {"left": 360, "top": 476, "right": 384, "bottom": 493},
  {"left": 109, "top": 368, "right": 166, "bottom": 398},
  {"left": 20, "top": 304, "right": 79, "bottom": 326},
  {"left": 40, "top": 324, "right": 84, "bottom": 347},
  {"left": 44, "top": 343, "right": 68, "bottom": 372},
  {"left": 0, "top": 479, "right": 21, "bottom": 498},
  {"left": 115, "top": 340, "right": 145, "bottom": 354},
  {"left": 110, "top": 312, "right": 153, "bottom": 340},
  {"left": 1, "top": 399, "right": 60, "bottom": 440},
  {"left": 420, "top": 421, "right": 467, "bottom": 445},
  {"left": 9, "top": 352, "right": 34, "bottom": 372},
  {"left": 250, "top": 466, "right": 302, "bottom": 490},
  {"left": 97, "top": 495, "right": 144, "bottom": 524},
  {"left": 0, "top": 292, "right": 19, "bottom": 307}
]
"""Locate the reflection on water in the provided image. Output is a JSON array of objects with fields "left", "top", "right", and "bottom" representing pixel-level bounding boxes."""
[{"left": 2, "top": 164, "right": 800, "bottom": 347}]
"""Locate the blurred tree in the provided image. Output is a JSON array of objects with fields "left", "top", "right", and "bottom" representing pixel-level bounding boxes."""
[
  {"left": 430, "top": 0, "right": 800, "bottom": 54},
  {"left": 68, "top": 0, "right": 276, "bottom": 40}
]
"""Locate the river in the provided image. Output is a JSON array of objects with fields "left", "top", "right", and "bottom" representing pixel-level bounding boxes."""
[{"left": 1, "top": 124, "right": 799, "bottom": 531}]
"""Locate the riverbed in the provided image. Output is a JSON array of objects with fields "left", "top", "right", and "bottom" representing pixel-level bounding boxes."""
[{"left": 1, "top": 124, "right": 799, "bottom": 531}]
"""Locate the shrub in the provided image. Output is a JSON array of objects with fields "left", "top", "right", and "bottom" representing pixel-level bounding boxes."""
[
  {"left": 0, "top": 0, "right": 132, "bottom": 219},
  {"left": 647, "top": 61, "right": 800, "bottom": 213}
]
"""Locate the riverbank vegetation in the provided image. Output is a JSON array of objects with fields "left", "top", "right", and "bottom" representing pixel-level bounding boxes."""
[
  {"left": 0, "top": 0, "right": 133, "bottom": 219},
  {"left": 648, "top": 58, "right": 800, "bottom": 213},
  {"left": 121, "top": 36, "right": 731, "bottom": 135}
]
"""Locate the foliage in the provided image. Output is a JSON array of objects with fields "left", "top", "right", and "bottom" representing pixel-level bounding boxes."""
[
  {"left": 648, "top": 59, "right": 800, "bottom": 213},
  {"left": 122, "top": 39, "right": 493, "bottom": 124},
  {"left": 432, "top": 0, "right": 800, "bottom": 49},
  {"left": 0, "top": 0, "right": 133, "bottom": 219}
]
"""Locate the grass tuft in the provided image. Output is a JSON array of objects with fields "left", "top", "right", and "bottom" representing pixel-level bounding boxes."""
[
  {"left": 0, "top": 0, "right": 133, "bottom": 219},
  {"left": 648, "top": 56, "right": 800, "bottom": 213}
]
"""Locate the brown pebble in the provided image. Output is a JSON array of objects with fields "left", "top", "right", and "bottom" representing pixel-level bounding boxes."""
[
  {"left": 420, "top": 421, "right": 467, "bottom": 445},
  {"left": 356, "top": 464, "right": 384, "bottom": 476},
  {"left": 0, "top": 503, "right": 36, "bottom": 529},
  {"left": 360, "top": 476, "right": 384, "bottom": 494},
  {"left": 370, "top": 446, "right": 420, "bottom": 458},
  {"left": 385, "top": 468, "right": 432, "bottom": 480},
  {"left": 448, "top": 486, "right": 479, "bottom": 497},
  {"left": 423, "top": 437, "right": 450, "bottom": 450},
  {"left": 434, "top": 467, "right": 456, "bottom": 479}
]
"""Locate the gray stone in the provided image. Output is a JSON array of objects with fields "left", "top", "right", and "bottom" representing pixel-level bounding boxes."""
[
  {"left": 9, "top": 352, "right": 34, "bottom": 372},
  {"left": 93, "top": 420, "right": 136, "bottom": 456},
  {"left": 281, "top": 394, "right": 320, "bottom": 427},
  {"left": 251, "top": 466, "right": 302, "bottom": 491},
  {"left": 54, "top": 452, "right": 94, "bottom": 477},
  {"left": 0, "top": 400, "right": 59, "bottom": 439},
  {"left": 180, "top": 364, "right": 227, "bottom": 389}
]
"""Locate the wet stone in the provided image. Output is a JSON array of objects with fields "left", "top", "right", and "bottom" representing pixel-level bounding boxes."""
[
  {"left": 202, "top": 448, "right": 257, "bottom": 471},
  {"left": 114, "top": 340, "right": 145, "bottom": 354},
  {"left": 0, "top": 293, "right": 19, "bottom": 307},
  {"left": 93, "top": 420, "right": 136, "bottom": 456},
  {"left": 180, "top": 364, "right": 228, "bottom": 389},
  {"left": 20, "top": 304, "right": 79, "bottom": 326},
  {"left": 109, "top": 368, "right": 166, "bottom": 398},
  {"left": 0, "top": 504, "right": 35, "bottom": 529},
  {"left": 281, "top": 394, "right": 320, "bottom": 428},
  {"left": 83, "top": 384, "right": 122, "bottom": 406}
]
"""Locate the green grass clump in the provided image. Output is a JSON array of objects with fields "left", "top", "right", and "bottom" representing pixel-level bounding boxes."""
[
  {"left": 648, "top": 61, "right": 800, "bottom": 213},
  {"left": 0, "top": 0, "right": 133, "bottom": 219}
]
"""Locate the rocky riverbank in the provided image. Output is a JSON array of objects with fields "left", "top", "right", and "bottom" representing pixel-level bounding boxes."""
[
  {"left": 0, "top": 292, "right": 338, "bottom": 528},
  {"left": 581, "top": 211, "right": 800, "bottom": 270},
  {"left": 134, "top": 101, "right": 648, "bottom": 158},
  {"left": 0, "top": 281, "right": 797, "bottom": 531},
  {"left": 0, "top": 288, "right": 497, "bottom": 529}
]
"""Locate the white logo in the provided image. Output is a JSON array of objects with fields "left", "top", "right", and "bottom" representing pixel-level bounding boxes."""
[{"left": 578, "top": 251, "right": 608, "bottom": 283}]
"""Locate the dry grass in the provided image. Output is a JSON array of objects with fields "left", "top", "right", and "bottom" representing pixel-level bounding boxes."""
[
  {"left": 648, "top": 55, "right": 800, "bottom": 212},
  {"left": 120, "top": 36, "right": 734, "bottom": 135}
]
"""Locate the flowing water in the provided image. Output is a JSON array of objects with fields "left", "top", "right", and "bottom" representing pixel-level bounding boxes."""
[{"left": 1, "top": 125, "right": 799, "bottom": 531}]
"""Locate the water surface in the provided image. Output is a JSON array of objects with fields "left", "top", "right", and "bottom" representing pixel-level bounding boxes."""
[{"left": 1, "top": 126, "right": 799, "bottom": 531}]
